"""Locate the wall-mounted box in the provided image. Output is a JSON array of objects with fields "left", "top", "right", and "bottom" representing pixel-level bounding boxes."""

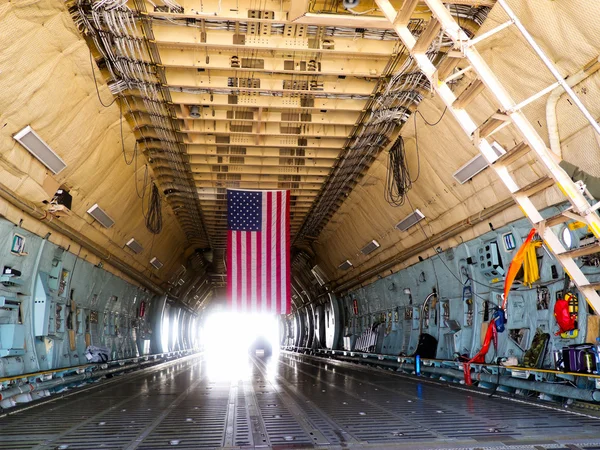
[
  {"left": 0, "top": 324, "right": 26, "bottom": 357},
  {"left": 0, "top": 295, "right": 20, "bottom": 310}
]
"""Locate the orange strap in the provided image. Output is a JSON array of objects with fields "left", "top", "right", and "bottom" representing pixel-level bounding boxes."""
[{"left": 503, "top": 228, "right": 537, "bottom": 310}]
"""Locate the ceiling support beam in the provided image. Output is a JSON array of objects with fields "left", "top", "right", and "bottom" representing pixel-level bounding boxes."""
[
  {"left": 158, "top": 48, "right": 390, "bottom": 78},
  {"left": 152, "top": 25, "right": 399, "bottom": 56},
  {"left": 165, "top": 92, "right": 369, "bottom": 111}
]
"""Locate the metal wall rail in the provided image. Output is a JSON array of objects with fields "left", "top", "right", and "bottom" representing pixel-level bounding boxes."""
[
  {"left": 0, "top": 349, "right": 201, "bottom": 407},
  {"left": 284, "top": 347, "right": 600, "bottom": 403}
]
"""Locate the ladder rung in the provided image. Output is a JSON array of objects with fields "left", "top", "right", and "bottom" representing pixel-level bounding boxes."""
[
  {"left": 467, "top": 20, "right": 514, "bottom": 47},
  {"left": 436, "top": 54, "right": 463, "bottom": 82},
  {"left": 413, "top": 18, "right": 442, "bottom": 54},
  {"left": 543, "top": 212, "right": 572, "bottom": 228},
  {"left": 475, "top": 113, "right": 511, "bottom": 139},
  {"left": 493, "top": 142, "right": 530, "bottom": 167},
  {"left": 514, "top": 177, "right": 554, "bottom": 197},
  {"left": 453, "top": 79, "right": 485, "bottom": 109},
  {"left": 394, "top": 0, "right": 419, "bottom": 27},
  {"left": 559, "top": 243, "right": 600, "bottom": 259},
  {"left": 583, "top": 282, "right": 600, "bottom": 291}
]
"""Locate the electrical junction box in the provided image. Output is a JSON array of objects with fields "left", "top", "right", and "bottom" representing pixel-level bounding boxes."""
[
  {"left": 477, "top": 241, "right": 505, "bottom": 279},
  {"left": 0, "top": 324, "right": 25, "bottom": 357},
  {"left": 53, "top": 189, "right": 72, "bottom": 210}
]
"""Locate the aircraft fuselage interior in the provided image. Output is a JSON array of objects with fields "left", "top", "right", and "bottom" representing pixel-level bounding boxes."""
[{"left": 2, "top": 0, "right": 600, "bottom": 449}]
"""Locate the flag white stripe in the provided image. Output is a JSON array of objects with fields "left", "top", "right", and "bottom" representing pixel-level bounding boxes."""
[
  {"left": 251, "top": 232, "right": 257, "bottom": 310},
  {"left": 241, "top": 231, "right": 246, "bottom": 312},
  {"left": 231, "top": 231, "right": 237, "bottom": 312},
  {"left": 271, "top": 193, "right": 278, "bottom": 314},
  {"left": 261, "top": 194, "right": 268, "bottom": 311}
]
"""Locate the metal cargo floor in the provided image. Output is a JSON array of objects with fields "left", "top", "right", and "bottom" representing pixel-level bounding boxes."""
[{"left": 2, "top": 352, "right": 600, "bottom": 450}]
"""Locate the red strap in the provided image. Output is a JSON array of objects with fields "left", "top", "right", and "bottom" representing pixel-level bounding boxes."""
[
  {"left": 464, "top": 363, "right": 472, "bottom": 385},
  {"left": 464, "top": 321, "right": 496, "bottom": 385}
]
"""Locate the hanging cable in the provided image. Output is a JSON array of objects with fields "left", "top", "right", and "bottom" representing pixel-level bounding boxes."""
[
  {"left": 384, "top": 136, "right": 413, "bottom": 207},
  {"left": 145, "top": 183, "right": 163, "bottom": 234},
  {"left": 119, "top": 101, "right": 136, "bottom": 165},
  {"left": 89, "top": 49, "right": 117, "bottom": 108},
  {"left": 415, "top": 106, "right": 448, "bottom": 127}
]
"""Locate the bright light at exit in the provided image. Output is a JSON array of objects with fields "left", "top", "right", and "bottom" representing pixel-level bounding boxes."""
[
  {"left": 203, "top": 312, "right": 280, "bottom": 381},
  {"left": 161, "top": 309, "right": 170, "bottom": 353}
]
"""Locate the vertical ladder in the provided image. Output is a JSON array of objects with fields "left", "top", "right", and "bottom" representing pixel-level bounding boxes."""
[{"left": 375, "top": 0, "right": 600, "bottom": 313}]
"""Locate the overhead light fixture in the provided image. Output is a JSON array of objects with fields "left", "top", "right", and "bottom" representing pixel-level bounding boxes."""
[
  {"left": 87, "top": 204, "right": 115, "bottom": 228},
  {"left": 189, "top": 105, "right": 201, "bottom": 118},
  {"left": 395, "top": 209, "right": 425, "bottom": 232},
  {"left": 13, "top": 125, "right": 67, "bottom": 175},
  {"left": 360, "top": 240, "right": 380, "bottom": 255},
  {"left": 150, "top": 257, "right": 163, "bottom": 270},
  {"left": 125, "top": 238, "right": 144, "bottom": 254},
  {"left": 338, "top": 260, "right": 353, "bottom": 271}
]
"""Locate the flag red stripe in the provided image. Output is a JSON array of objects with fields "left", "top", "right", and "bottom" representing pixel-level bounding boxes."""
[
  {"left": 227, "top": 230, "right": 233, "bottom": 309},
  {"left": 285, "top": 191, "right": 291, "bottom": 314},
  {"left": 257, "top": 230, "right": 262, "bottom": 306},
  {"left": 275, "top": 191, "right": 282, "bottom": 315},
  {"left": 246, "top": 232, "right": 252, "bottom": 308},
  {"left": 236, "top": 231, "right": 242, "bottom": 304},
  {"left": 266, "top": 191, "right": 272, "bottom": 312}
]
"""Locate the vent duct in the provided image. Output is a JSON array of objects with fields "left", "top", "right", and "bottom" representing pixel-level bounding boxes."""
[
  {"left": 189, "top": 105, "right": 201, "bottom": 118},
  {"left": 125, "top": 238, "right": 144, "bottom": 254},
  {"left": 338, "top": 260, "right": 353, "bottom": 271},
  {"left": 311, "top": 264, "right": 330, "bottom": 286},
  {"left": 87, "top": 204, "right": 115, "bottom": 228},
  {"left": 360, "top": 240, "right": 380, "bottom": 255},
  {"left": 13, "top": 125, "right": 67, "bottom": 174},
  {"left": 150, "top": 257, "right": 163, "bottom": 269},
  {"left": 453, "top": 143, "right": 504, "bottom": 184},
  {"left": 453, "top": 154, "right": 489, "bottom": 184},
  {"left": 395, "top": 209, "right": 425, "bottom": 232}
]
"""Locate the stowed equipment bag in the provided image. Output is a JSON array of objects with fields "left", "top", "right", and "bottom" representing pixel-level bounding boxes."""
[
  {"left": 553, "top": 292, "right": 577, "bottom": 335},
  {"left": 522, "top": 329, "right": 550, "bottom": 368},
  {"left": 561, "top": 344, "right": 595, "bottom": 373},
  {"left": 85, "top": 345, "right": 110, "bottom": 363}
]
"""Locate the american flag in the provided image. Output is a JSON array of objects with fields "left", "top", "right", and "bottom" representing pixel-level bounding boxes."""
[{"left": 227, "top": 189, "right": 291, "bottom": 314}]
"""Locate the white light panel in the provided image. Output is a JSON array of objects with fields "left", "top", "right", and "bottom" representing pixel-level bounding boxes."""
[
  {"left": 13, "top": 125, "right": 67, "bottom": 175},
  {"left": 360, "top": 240, "right": 381, "bottom": 255},
  {"left": 125, "top": 238, "right": 144, "bottom": 254},
  {"left": 338, "top": 260, "right": 353, "bottom": 271},
  {"left": 87, "top": 204, "right": 115, "bottom": 228},
  {"left": 150, "top": 257, "right": 163, "bottom": 269},
  {"left": 395, "top": 209, "right": 425, "bottom": 232}
]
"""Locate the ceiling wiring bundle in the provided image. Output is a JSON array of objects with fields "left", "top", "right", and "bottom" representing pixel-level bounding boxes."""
[{"left": 71, "top": 0, "right": 209, "bottom": 245}]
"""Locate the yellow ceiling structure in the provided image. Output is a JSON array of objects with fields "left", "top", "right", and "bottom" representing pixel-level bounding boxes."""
[{"left": 67, "top": 0, "right": 491, "bottom": 278}]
